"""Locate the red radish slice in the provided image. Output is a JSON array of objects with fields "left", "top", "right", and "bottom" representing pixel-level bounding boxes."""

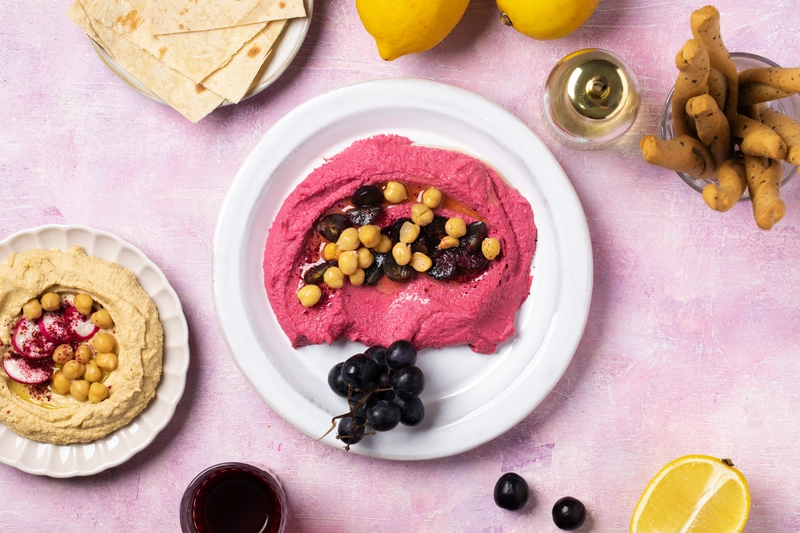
[
  {"left": 64, "top": 305, "right": 99, "bottom": 340},
  {"left": 2, "top": 354, "right": 53, "bottom": 385},
  {"left": 12, "top": 317, "right": 56, "bottom": 360},
  {"left": 38, "top": 311, "right": 74, "bottom": 344}
]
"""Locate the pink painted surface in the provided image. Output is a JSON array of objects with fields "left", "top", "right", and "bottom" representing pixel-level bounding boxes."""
[{"left": 1, "top": 0, "right": 799, "bottom": 530}]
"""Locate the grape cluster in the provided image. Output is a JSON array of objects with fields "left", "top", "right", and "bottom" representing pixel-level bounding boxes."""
[{"left": 326, "top": 340, "right": 425, "bottom": 450}]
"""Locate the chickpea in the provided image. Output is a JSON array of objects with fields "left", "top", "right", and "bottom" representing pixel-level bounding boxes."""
[
  {"left": 338, "top": 251, "right": 359, "bottom": 276},
  {"left": 52, "top": 344, "right": 74, "bottom": 365},
  {"left": 383, "top": 181, "right": 408, "bottom": 204},
  {"left": 445, "top": 217, "right": 467, "bottom": 238},
  {"left": 438, "top": 236, "right": 460, "bottom": 250},
  {"left": 51, "top": 371, "right": 71, "bottom": 395},
  {"left": 482, "top": 238, "right": 501, "bottom": 260},
  {"left": 95, "top": 352, "right": 118, "bottom": 371},
  {"left": 392, "top": 242, "right": 412, "bottom": 266},
  {"left": 357, "top": 225, "right": 382, "bottom": 249},
  {"left": 84, "top": 361, "right": 102, "bottom": 383},
  {"left": 356, "top": 247, "right": 374, "bottom": 269},
  {"left": 373, "top": 235, "right": 393, "bottom": 254},
  {"left": 410, "top": 253, "right": 433, "bottom": 272},
  {"left": 70, "top": 380, "right": 90, "bottom": 402},
  {"left": 74, "top": 294, "right": 94, "bottom": 316},
  {"left": 411, "top": 204, "right": 434, "bottom": 226},
  {"left": 89, "top": 382, "right": 109, "bottom": 403},
  {"left": 422, "top": 188, "right": 444, "bottom": 208},
  {"left": 91, "top": 309, "right": 114, "bottom": 329},
  {"left": 93, "top": 332, "right": 116, "bottom": 353},
  {"left": 22, "top": 299, "right": 42, "bottom": 321},
  {"left": 322, "top": 242, "right": 342, "bottom": 261},
  {"left": 336, "top": 227, "right": 361, "bottom": 251},
  {"left": 297, "top": 285, "right": 322, "bottom": 308},
  {"left": 324, "top": 267, "right": 345, "bottom": 289},
  {"left": 349, "top": 268, "right": 365, "bottom": 287},
  {"left": 399, "top": 222, "right": 420, "bottom": 244},
  {"left": 75, "top": 344, "right": 93, "bottom": 364},
  {"left": 40, "top": 292, "right": 61, "bottom": 312},
  {"left": 63, "top": 360, "right": 85, "bottom": 380}
]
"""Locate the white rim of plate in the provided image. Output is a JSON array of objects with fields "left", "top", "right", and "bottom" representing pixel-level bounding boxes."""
[
  {"left": 0, "top": 225, "right": 190, "bottom": 477},
  {"left": 212, "top": 78, "right": 594, "bottom": 460}
]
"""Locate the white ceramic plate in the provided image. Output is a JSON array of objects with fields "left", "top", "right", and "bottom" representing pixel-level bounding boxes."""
[
  {"left": 213, "top": 79, "right": 593, "bottom": 460},
  {"left": 91, "top": 0, "right": 314, "bottom": 106},
  {"left": 0, "top": 225, "right": 190, "bottom": 477}
]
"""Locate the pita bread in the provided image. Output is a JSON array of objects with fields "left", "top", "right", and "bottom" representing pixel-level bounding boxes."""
[{"left": 145, "top": 0, "right": 305, "bottom": 34}]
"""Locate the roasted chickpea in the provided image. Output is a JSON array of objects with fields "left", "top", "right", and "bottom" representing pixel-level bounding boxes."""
[
  {"left": 399, "top": 222, "right": 420, "bottom": 244},
  {"left": 422, "top": 188, "right": 444, "bottom": 208},
  {"left": 70, "top": 380, "right": 90, "bottom": 402},
  {"left": 336, "top": 227, "right": 361, "bottom": 251},
  {"left": 438, "top": 236, "right": 460, "bottom": 250},
  {"left": 84, "top": 361, "right": 102, "bottom": 383},
  {"left": 357, "top": 225, "right": 382, "bottom": 249},
  {"left": 349, "top": 268, "right": 366, "bottom": 287},
  {"left": 22, "top": 299, "right": 43, "bottom": 321},
  {"left": 63, "top": 360, "right": 85, "bottom": 380},
  {"left": 95, "top": 352, "right": 118, "bottom": 371},
  {"left": 410, "top": 253, "right": 433, "bottom": 272},
  {"left": 93, "top": 332, "right": 116, "bottom": 353},
  {"left": 74, "top": 294, "right": 94, "bottom": 315},
  {"left": 383, "top": 181, "right": 408, "bottom": 204},
  {"left": 445, "top": 217, "right": 467, "bottom": 238},
  {"left": 338, "top": 251, "right": 359, "bottom": 276},
  {"left": 356, "top": 247, "right": 374, "bottom": 269},
  {"left": 91, "top": 309, "right": 114, "bottom": 329},
  {"left": 373, "top": 234, "right": 393, "bottom": 254},
  {"left": 88, "top": 382, "right": 109, "bottom": 403},
  {"left": 324, "top": 266, "right": 345, "bottom": 289},
  {"left": 322, "top": 242, "right": 342, "bottom": 261},
  {"left": 75, "top": 344, "right": 93, "bottom": 364},
  {"left": 40, "top": 292, "right": 61, "bottom": 312},
  {"left": 51, "top": 371, "right": 71, "bottom": 395},
  {"left": 52, "top": 344, "right": 74, "bottom": 365},
  {"left": 411, "top": 203, "right": 434, "bottom": 226},
  {"left": 297, "top": 285, "right": 322, "bottom": 308},
  {"left": 392, "top": 242, "right": 412, "bottom": 266},
  {"left": 482, "top": 238, "right": 501, "bottom": 260}
]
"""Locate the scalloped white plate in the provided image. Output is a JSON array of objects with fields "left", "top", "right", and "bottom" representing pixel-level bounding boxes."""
[{"left": 0, "top": 225, "right": 189, "bottom": 477}]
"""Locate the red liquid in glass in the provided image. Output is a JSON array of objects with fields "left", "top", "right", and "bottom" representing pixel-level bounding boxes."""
[{"left": 191, "top": 467, "right": 282, "bottom": 533}]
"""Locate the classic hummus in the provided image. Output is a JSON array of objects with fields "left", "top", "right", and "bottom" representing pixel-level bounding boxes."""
[
  {"left": 264, "top": 135, "right": 537, "bottom": 354},
  {"left": 0, "top": 246, "right": 163, "bottom": 444}
]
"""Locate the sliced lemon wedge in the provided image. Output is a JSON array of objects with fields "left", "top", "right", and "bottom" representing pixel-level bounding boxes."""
[{"left": 631, "top": 455, "right": 750, "bottom": 533}]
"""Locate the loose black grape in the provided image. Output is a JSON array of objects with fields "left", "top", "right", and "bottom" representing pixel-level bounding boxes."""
[
  {"left": 494, "top": 473, "right": 529, "bottom": 511},
  {"left": 459, "top": 233, "right": 483, "bottom": 254},
  {"left": 385, "top": 218, "right": 412, "bottom": 243},
  {"left": 393, "top": 396, "right": 424, "bottom": 426},
  {"left": 346, "top": 206, "right": 382, "bottom": 226},
  {"left": 552, "top": 497, "right": 586, "bottom": 530},
  {"left": 352, "top": 185, "right": 384, "bottom": 207},
  {"left": 383, "top": 254, "right": 415, "bottom": 282},
  {"left": 386, "top": 340, "right": 417, "bottom": 370},
  {"left": 427, "top": 249, "right": 457, "bottom": 280},
  {"left": 364, "top": 253, "right": 387, "bottom": 286},
  {"left": 366, "top": 399, "right": 401, "bottom": 431},
  {"left": 327, "top": 362, "right": 348, "bottom": 397},
  {"left": 304, "top": 261, "right": 336, "bottom": 285},
  {"left": 466, "top": 221, "right": 488, "bottom": 240},
  {"left": 341, "top": 354, "right": 380, "bottom": 392},
  {"left": 314, "top": 214, "right": 352, "bottom": 242},
  {"left": 391, "top": 365, "right": 425, "bottom": 399},
  {"left": 337, "top": 416, "right": 365, "bottom": 445},
  {"left": 455, "top": 249, "right": 489, "bottom": 271},
  {"left": 365, "top": 345, "right": 388, "bottom": 369},
  {"left": 410, "top": 234, "right": 429, "bottom": 256},
  {"left": 423, "top": 216, "right": 448, "bottom": 249}
]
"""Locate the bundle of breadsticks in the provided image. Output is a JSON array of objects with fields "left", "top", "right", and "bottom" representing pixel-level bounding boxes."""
[{"left": 640, "top": 5, "right": 800, "bottom": 230}]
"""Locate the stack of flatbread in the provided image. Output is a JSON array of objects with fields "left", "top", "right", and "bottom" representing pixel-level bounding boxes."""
[{"left": 68, "top": 0, "right": 306, "bottom": 122}]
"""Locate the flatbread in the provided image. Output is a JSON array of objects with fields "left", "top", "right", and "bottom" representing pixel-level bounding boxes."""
[
  {"left": 144, "top": 0, "right": 305, "bottom": 34},
  {"left": 68, "top": 1, "right": 224, "bottom": 122}
]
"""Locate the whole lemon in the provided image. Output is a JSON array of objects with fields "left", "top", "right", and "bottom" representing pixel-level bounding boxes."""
[
  {"left": 496, "top": 0, "right": 600, "bottom": 40},
  {"left": 356, "top": 0, "right": 470, "bottom": 61}
]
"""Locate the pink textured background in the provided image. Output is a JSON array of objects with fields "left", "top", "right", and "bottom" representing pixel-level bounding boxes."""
[{"left": 2, "top": 0, "right": 800, "bottom": 531}]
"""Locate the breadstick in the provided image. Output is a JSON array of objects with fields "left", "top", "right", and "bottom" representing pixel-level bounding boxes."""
[
  {"left": 685, "top": 94, "right": 731, "bottom": 167},
  {"left": 672, "top": 40, "right": 710, "bottom": 138},
  {"left": 739, "top": 67, "right": 800, "bottom": 93},
  {"left": 640, "top": 135, "right": 716, "bottom": 179},
  {"left": 691, "top": 6, "right": 738, "bottom": 117},
  {"left": 702, "top": 157, "right": 746, "bottom": 212},
  {"left": 730, "top": 114, "right": 787, "bottom": 160},
  {"left": 707, "top": 68, "right": 729, "bottom": 112},
  {"left": 756, "top": 105, "right": 800, "bottom": 166},
  {"left": 744, "top": 155, "right": 785, "bottom": 230},
  {"left": 739, "top": 81, "right": 794, "bottom": 106}
]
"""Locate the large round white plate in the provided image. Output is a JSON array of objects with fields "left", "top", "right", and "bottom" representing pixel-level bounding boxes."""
[
  {"left": 0, "top": 225, "right": 190, "bottom": 477},
  {"left": 213, "top": 79, "right": 593, "bottom": 460},
  {"left": 91, "top": 0, "right": 314, "bottom": 107}
]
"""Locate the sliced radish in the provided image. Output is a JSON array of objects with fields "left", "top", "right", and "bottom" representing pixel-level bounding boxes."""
[
  {"left": 2, "top": 354, "right": 53, "bottom": 385},
  {"left": 38, "top": 311, "right": 74, "bottom": 344},
  {"left": 64, "top": 305, "right": 99, "bottom": 340},
  {"left": 12, "top": 317, "right": 55, "bottom": 360}
]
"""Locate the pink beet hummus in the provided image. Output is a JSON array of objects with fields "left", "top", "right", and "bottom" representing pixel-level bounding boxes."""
[{"left": 263, "top": 135, "right": 536, "bottom": 354}]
